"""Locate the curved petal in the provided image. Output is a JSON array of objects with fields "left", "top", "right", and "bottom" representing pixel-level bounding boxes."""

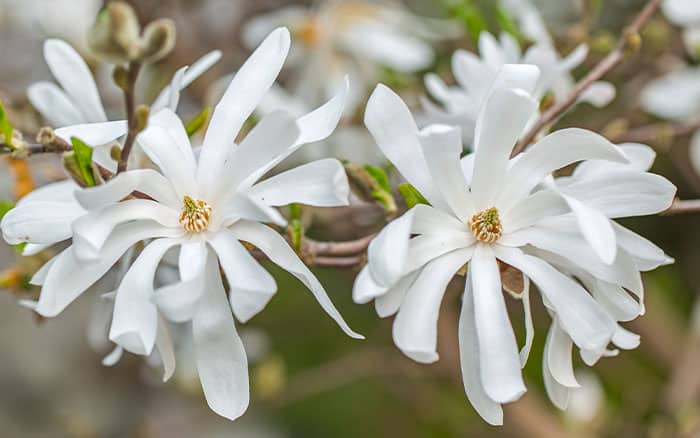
[
  {"left": 562, "top": 194, "right": 617, "bottom": 264},
  {"left": 471, "top": 244, "right": 526, "bottom": 403},
  {"left": 546, "top": 318, "right": 579, "bottom": 388},
  {"left": 498, "top": 128, "right": 627, "bottom": 208},
  {"left": 459, "top": 268, "right": 504, "bottom": 425},
  {"left": 494, "top": 245, "right": 616, "bottom": 352},
  {"left": 137, "top": 125, "right": 198, "bottom": 197},
  {"left": 155, "top": 317, "right": 176, "bottom": 382},
  {"left": 352, "top": 265, "right": 388, "bottom": 304},
  {"left": 198, "top": 27, "right": 290, "bottom": 187},
  {"left": 27, "top": 81, "right": 83, "bottom": 127},
  {"left": 366, "top": 207, "right": 415, "bottom": 288},
  {"left": 75, "top": 169, "right": 180, "bottom": 210},
  {"left": 153, "top": 240, "right": 208, "bottom": 322},
  {"left": 418, "top": 125, "right": 474, "bottom": 221},
  {"left": 471, "top": 88, "right": 538, "bottom": 210},
  {"left": 375, "top": 271, "right": 419, "bottom": 318},
  {"left": 193, "top": 256, "right": 250, "bottom": 421},
  {"left": 44, "top": 39, "right": 106, "bottom": 122},
  {"left": 55, "top": 120, "right": 128, "bottom": 147},
  {"left": 1, "top": 201, "right": 84, "bottom": 245},
  {"left": 209, "top": 229, "right": 277, "bottom": 323},
  {"left": 393, "top": 247, "right": 473, "bottom": 363},
  {"left": 501, "top": 189, "right": 569, "bottom": 233},
  {"left": 110, "top": 238, "right": 181, "bottom": 355},
  {"left": 364, "top": 84, "right": 441, "bottom": 207},
  {"left": 247, "top": 159, "right": 349, "bottom": 208},
  {"left": 148, "top": 109, "right": 196, "bottom": 175},
  {"left": 35, "top": 222, "right": 184, "bottom": 317},
  {"left": 72, "top": 199, "right": 180, "bottom": 259},
  {"left": 152, "top": 50, "right": 222, "bottom": 112},
  {"left": 230, "top": 221, "right": 363, "bottom": 339},
  {"left": 520, "top": 276, "right": 534, "bottom": 367},
  {"left": 542, "top": 322, "right": 571, "bottom": 410}
]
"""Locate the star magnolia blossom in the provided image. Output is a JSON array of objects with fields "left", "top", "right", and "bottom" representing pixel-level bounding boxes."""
[
  {"left": 27, "top": 38, "right": 221, "bottom": 171},
  {"left": 242, "top": 0, "right": 459, "bottom": 113},
  {"left": 4, "top": 27, "right": 362, "bottom": 421},
  {"left": 641, "top": 66, "right": 700, "bottom": 175},
  {"left": 353, "top": 67, "right": 675, "bottom": 425},
  {"left": 421, "top": 31, "right": 615, "bottom": 145},
  {"left": 662, "top": 0, "right": 700, "bottom": 57}
]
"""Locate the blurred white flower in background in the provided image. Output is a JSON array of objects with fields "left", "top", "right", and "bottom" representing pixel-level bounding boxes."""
[
  {"left": 422, "top": 31, "right": 615, "bottom": 146},
  {"left": 641, "top": 67, "right": 700, "bottom": 174},
  {"left": 353, "top": 65, "right": 674, "bottom": 425},
  {"left": 242, "top": 0, "right": 460, "bottom": 115},
  {"left": 662, "top": 0, "right": 700, "bottom": 57}
]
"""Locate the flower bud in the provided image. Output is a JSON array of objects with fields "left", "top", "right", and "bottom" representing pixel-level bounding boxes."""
[
  {"left": 138, "top": 19, "right": 176, "bottom": 63},
  {"left": 36, "top": 127, "right": 56, "bottom": 145},
  {"left": 134, "top": 105, "right": 150, "bottom": 133},
  {"left": 112, "top": 65, "right": 130, "bottom": 90},
  {"left": 87, "top": 2, "right": 141, "bottom": 64}
]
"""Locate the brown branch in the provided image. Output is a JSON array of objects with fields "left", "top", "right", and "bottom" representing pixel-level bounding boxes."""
[
  {"left": 661, "top": 199, "right": 700, "bottom": 215},
  {"left": 0, "top": 141, "right": 72, "bottom": 156},
  {"left": 608, "top": 119, "right": 700, "bottom": 145},
  {"left": 304, "top": 233, "right": 377, "bottom": 257},
  {"left": 512, "top": 0, "right": 663, "bottom": 156},
  {"left": 116, "top": 62, "right": 142, "bottom": 173}
]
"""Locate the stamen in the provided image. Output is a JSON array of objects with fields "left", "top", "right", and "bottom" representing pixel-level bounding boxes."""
[
  {"left": 179, "top": 195, "right": 212, "bottom": 233},
  {"left": 468, "top": 207, "right": 503, "bottom": 243}
]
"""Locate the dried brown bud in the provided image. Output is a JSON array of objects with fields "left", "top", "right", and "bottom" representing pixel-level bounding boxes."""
[{"left": 36, "top": 126, "right": 56, "bottom": 145}]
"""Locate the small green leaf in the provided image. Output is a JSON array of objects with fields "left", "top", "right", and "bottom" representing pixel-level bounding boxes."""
[
  {"left": 398, "top": 183, "right": 430, "bottom": 209},
  {"left": 0, "top": 200, "right": 14, "bottom": 220},
  {"left": 186, "top": 107, "right": 211, "bottom": 137},
  {"left": 363, "top": 165, "right": 391, "bottom": 193},
  {"left": 0, "top": 99, "right": 14, "bottom": 146},
  {"left": 70, "top": 137, "right": 96, "bottom": 187},
  {"left": 495, "top": 6, "right": 523, "bottom": 43},
  {"left": 13, "top": 242, "right": 27, "bottom": 254}
]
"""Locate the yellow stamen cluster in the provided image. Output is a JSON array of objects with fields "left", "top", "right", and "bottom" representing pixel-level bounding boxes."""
[
  {"left": 468, "top": 207, "right": 503, "bottom": 243},
  {"left": 179, "top": 195, "right": 212, "bottom": 233}
]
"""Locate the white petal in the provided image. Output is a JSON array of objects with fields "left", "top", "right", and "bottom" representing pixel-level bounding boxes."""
[
  {"left": 152, "top": 50, "right": 222, "bottom": 112},
  {"left": 471, "top": 244, "right": 526, "bottom": 403},
  {"left": 366, "top": 207, "right": 416, "bottom": 288},
  {"left": 375, "top": 271, "right": 419, "bottom": 317},
  {"left": 22, "top": 243, "right": 52, "bottom": 256},
  {"left": 198, "top": 28, "right": 290, "bottom": 188},
  {"left": 75, "top": 169, "right": 180, "bottom": 210},
  {"left": 471, "top": 88, "right": 538, "bottom": 209},
  {"left": 72, "top": 200, "right": 180, "bottom": 259},
  {"left": 44, "top": 39, "right": 106, "bottom": 122},
  {"left": 572, "top": 143, "right": 656, "bottom": 178},
  {"left": 640, "top": 67, "right": 700, "bottom": 120},
  {"left": 55, "top": 120, "right": 128, "bottom": 147},
  {"left": 612, "top": 325, "right": 640, "bottom": 350},
  {"left": 578, "top": 81, "right": 615, "bottom": 107},
  {"left": 543, "top": 322, "right": 571, "bottom": 410},
  {"left": 148, "top": 109, "right": 197, "bottom": 175},
  {"left": 494, "top": 245, "right": 616, "bottom": 352},
  {"left": 662, "top": 0, "right": 700, "bottom": 27},
  {"left": 209, "top": 229, "right": 277, "bottom": 323},
  {"left": 500, "top": 189, "right": 569, "bottom": 233},
  {"left": 101, "top": 346, "right": 124, "bottom": 367},
  {"left": 155, "top": 317, "right": 176, "bottom": 382},
  {"left": 193, "top": 256, "right": 250, "bottom": 421},
  {"left": 418, "top": 124, "right": 474, "bottom": 221},
  {"left": 352, "top": 266, "right": 388, "bottom": 304},
  {"left": 393, "top": 247, "right": 473, "bottom": 363},
  {"left": 520, "top": 275, "right": 534, "bottom": 367},
  {"left": 153, "top": 241, "right": 208, "bottom": 322},
  {"left": 459, "top": 267, "right": 504, "bottom": 426},
  {"left": 499, "top": 128, "right": 627, "bottom": 208},
  {"left": 247, "top": 159, "right": 349, "bottom": 208},
  {"left": 27, "top": 82, "right": 83, "bottom": 127},
  {"left": 137, "top": 125, "right": 198, "bottom": 197},
  {"left": 562, "top": 194, "right": 617, "bottom": 264},
  {"left": 217, "top": 193, "right": 287, "bottom": 228},
  {"left": 110, "top": 238, "right": 181, "bottom": 355},
  {"left": 364, "top": 84, "right": 442, "bottom": 207},
  {"left": 614, "top": 223, "right": 672, "bottom": 271},
  {"left": 212, "top": 110, "right": 300, "bottom": 201},
  {"left": 490, "top": 64, "right": 541, "bottom": 97},
  {"left": 546, "top": 318, "right": 579, "bottom": 388},
  {"left": 35, "top": 222, "right": 183, "bottom": 317},
  {"left": 230, "top": 221, "right": 363, "bottom": 339},
  {"left": 479, "top": 32, "right": 508, "bottom": 68},
  {"left": 1, "top": 201, "right": 84, "bottom": 245}
]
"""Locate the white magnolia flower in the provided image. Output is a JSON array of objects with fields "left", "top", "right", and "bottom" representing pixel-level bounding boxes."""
[
  {"left": 421, "top": 32, "right": 615, "bottom": 145},
  {"left": 354, "top": 68, "right": 674, "bottom": 425},
  {"left": 18, "top": 28, "right": 361, "bottom": 421},
  {"left": 242, "top": 0, "right": 459, "bottom": 114},
  {"left": 640, "top": 67, "right": 700, "bottom": 175},
  {"left": 662, "top": 0, "right": 700, "bottom": 57},
  {"left": 27, "top": 39, "right": 221, "bottom": 171}
]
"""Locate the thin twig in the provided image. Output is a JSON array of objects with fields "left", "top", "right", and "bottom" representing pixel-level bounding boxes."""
[
  {"left": 0, "top": 141, "right": 72, "bottom": 156},
  {"left": 608, "top": 119, "right": 700, "bottom": 145},
  {"left": 116, "top": 62, "right": 142, "bottom": 173},
  {"left": 661, "top": 199, "right": 700, "bottom": 215},
  {"left": 304, "top": 233, "right": 377, "bottom": 256},
  {"left": 512, "top": 0, "right": 663, "bottom": 156}
]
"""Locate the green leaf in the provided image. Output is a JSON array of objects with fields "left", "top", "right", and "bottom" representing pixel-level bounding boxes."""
[
  {"left": 363, "top": 165, "right": 391, "bottom": 193},
  {"left": 0, "top": 99, "right": 14, "bottom": 146},
  {"left": 495, "top": 6, "right": 523, "bottom": 43},
  {"left": 186, "top": 107, "right": 211, "bottom": 137},
  {"left": 70, "top": 137, "right": 96, "bottom": 187},
  {"left": 0, "top": 200, "right": 14, "bottom": 221},
  {"left": 13, "top": 242, "right": 27, "bottom": 254},
  {"left": 448, "top": 1, "right": 487, "bottom": 42},
  {"left": 398, "top": 183, "right": 430, "bottom": 209}
]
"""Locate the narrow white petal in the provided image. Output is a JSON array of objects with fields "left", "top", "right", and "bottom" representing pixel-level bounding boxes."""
[
  {"left": 193, "top": 256, "right": 250, "bottom": 421},
  {"left": 155, "top": 317, "right": 177, "bottom": 382},
  {"left": 352, "top": 266, "right": 388, "bottom": 304},
  {"left": 230, "top": 221, "right": 363, "bottom": 339},
  {"left": 459, "top": 268, "right": 504, "bottom": 425},
  {"left": 562, "top": 194, "right": 617, "bottom": 264},
  {"left": 547, "top": 318, "right": 580, "bottom": 388},
  {"left": 375, "top": 271, "right": 419, "bottom": 318},
  {"left": 137, "top": 125, "right": 198, "bottom": 197},
  {"left": 148, "top": 109, "right": 197, "bottom": 175},
  {"left": 152, "top": 50, "right": 223, "bottom": 112},
  {"left": 55, "top": 120, "right": 128, "bottom": 147},
  {"left": 471, "top": 244, "right": 526, "bottom": 403},
  {"left": 154, "top": 241, "right": 208, "bottom": 322},
  {"left": 75, "top": 169, "right": 180, "bottom": 210},
  {"left": 1, "top": 200, "right": 84, "bottom": 245},
  {"left": 27, "top": 82, "right": 83, "bottom": 127},
  {"left": 520, "top": 275, "right": 534, "bottom": 367},
  {"left": 393, "top": 248, "right": 473, "bottom": 363},
  {"left": 543, "top": 323, "right": 571, "bottom": 410}
]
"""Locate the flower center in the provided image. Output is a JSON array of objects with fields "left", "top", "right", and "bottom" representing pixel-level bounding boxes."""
[
  {"left": 179, "top": 195, "right": 212, "bottom": 233},
  {"left": 468, "top": 207, "right": 503, "bottom": 243}
]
